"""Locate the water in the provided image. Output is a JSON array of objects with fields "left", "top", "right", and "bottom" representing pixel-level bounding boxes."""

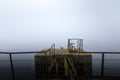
[
  {"left": 0, "top": 54, "right": 35, "bottom": 80},
  {"left": 92, "top": 54, "right": 120, "bottom": 76},
  {"left": 0, "top": 54, "right": 120, "bottom": 80}
]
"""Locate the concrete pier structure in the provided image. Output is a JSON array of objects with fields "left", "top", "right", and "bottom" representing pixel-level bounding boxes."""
[{"left": 35, "top": 49, "right": 92, "bottom": 80}]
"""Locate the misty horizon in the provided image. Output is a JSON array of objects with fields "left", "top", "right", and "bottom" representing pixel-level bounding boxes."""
[{"left": 0, "top": 0, "right": 120, "bottom": 52}]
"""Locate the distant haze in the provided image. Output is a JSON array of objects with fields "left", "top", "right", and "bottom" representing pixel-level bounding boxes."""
[{"left": 0, "top": 0, "right": 120, "bottom": 51}]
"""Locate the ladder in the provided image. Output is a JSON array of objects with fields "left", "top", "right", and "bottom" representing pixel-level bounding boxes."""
[{"left": 47, "top": 49, "right": 77, "bottom": 78}]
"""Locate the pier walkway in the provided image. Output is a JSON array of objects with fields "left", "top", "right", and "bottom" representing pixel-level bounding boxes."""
[{"left": 35, "top": 45, "right": 92, "bottom": 80}]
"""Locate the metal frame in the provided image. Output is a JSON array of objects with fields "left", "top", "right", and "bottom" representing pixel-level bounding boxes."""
[{"left": 68, "top": 38, "right": 83, "bottom": 53}]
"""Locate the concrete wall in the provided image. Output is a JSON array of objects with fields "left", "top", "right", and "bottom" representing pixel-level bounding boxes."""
[{"left": 35, "top": 53, "right": 92, "bottom": 80}]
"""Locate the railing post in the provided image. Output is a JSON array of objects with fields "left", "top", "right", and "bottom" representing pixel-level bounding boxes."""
[
  {"left": 9, "top": 53, "right": 15, "bottom": 80},
  {"left": 101, "top": 53, "right": 104, "bottom": 77},
  {"left": 45, "top": 52, "right": 46, "bottom": 56}
]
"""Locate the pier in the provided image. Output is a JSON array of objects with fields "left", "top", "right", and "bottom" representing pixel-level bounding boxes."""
[
  {"left": 0, "top": 39, "right": 120, "bottom": 80},
  {"left": 35, "top": 39, "right": 92, "bottom": 79},
  {"left": 35, "top": 49, "right": 92, "bottom": 79}
]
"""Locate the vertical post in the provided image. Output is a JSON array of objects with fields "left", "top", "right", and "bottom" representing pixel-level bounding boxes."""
[
  {"left": 79, "top": 39, "right": 81, "bottom": 53},
  {"left": 45, "top": 52, "right": 46, "bottom": 56},
  {"left": 101, "top": 53, "right": 104, "bottom": 77},
  {"left": 78, "top": 39, "right": 80, "bottom": 53},
  {"left": 9, "top": 53, "right": 15, "bottom": 80},
  {"left": 81, "top": 39, "right": 83, "bottom": 52},
  {"left": 64, "top": 57, "right": 68, "bottom": 76},
  {"left": 68, "top": 39, "right": 70, "bottom": 52},
  {"left": 77, "top": 40, "right": 79, "bottom": 52},
  {"left": 79, "top": 39, "right": 81, "bottom": 52},
  {"left": 77, "top": 39, "right": 80, "bottom": 56},
  {"left": 54, "top": 44, "right": 55, "bottom": 55}
]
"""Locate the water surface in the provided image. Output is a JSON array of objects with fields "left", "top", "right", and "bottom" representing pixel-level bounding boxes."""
[{"left": 0, "top": 54, "right": 120, "bottom": 80}]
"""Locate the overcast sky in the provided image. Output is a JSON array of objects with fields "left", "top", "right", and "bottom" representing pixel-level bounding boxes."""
[{"left": 0, "top": 0, "right": 120, "bottom": 51}]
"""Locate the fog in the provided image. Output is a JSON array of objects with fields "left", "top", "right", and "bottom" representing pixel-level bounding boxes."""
[{"left": 0, "top": 0, "right": 120, "bottom": 51}]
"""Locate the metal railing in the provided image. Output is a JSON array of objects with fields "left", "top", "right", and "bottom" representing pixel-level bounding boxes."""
[
  {"left": 1, "top": 50, "right": 120, "bottom": 79},
  {"left": 49, "top": 44, "right": 55, "bottom": 56},
  {"left": 0, "top": 44, "right": 56, "bottom": 80},
  {"left": 76, "top": 52, "right": 120, "bottom": 78}
]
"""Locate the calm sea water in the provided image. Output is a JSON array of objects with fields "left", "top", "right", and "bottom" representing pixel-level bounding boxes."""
[{"left": 0, "top": 54, "right": 120, "bottom": 80}]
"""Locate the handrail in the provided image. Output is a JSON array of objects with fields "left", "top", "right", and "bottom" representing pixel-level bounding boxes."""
[
  {"left": 72, "top": 45, "right": 77, "bottom": 51},
  {"left": 0, "top": 44, "right": 55, "bottom": 80},
  {"left": 44, "top": 44, "right": 55, "bottom": 56},
  {"left": 50, "top": 43, "right": 55, "bottom": 55},
  {"left": 0, "top": 51, "right": 45, "bottom": 54},
  {"left": 1, "top": 50, "right": 120, "bottom": 79},
  {"left": 0, "top": 51, "right": 120, "bottom": 54},
  {"left": 0, "top": 44, "right": 56, "bottom": 54},
  {"left": 78, "top": 52, "right": 120, "bottom": 54}
]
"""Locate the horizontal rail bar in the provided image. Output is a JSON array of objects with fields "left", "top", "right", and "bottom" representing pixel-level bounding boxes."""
[
  {"left": 0, "top": 51, "right": 120, "bottom": 54},
  {"left": 0, "top": 44, "right": 55, "bottom": 54},
  {"left": 78, "top": 52, "right": 120, "bottom": 54},
  {"left": 68, "top": 38, "right": 82, "bottom": 40},
  {"left": 0, "top": 60, "right": 34, "bottom": 62},
  {"left": 0, "top": 49, "right": 51, "bottom": 54},
  {"left": 75, "top": 76, "right": 120, "bottom": 78},
  {"left": 45, "top": 75, "right": 120, "bottom": 78},
  {"left": 0, "top": 51, "right": 44, "bottom": 54}
]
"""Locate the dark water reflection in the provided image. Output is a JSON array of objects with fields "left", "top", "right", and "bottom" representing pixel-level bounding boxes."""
[
  {"left": 0, "top": 54, "right": 120, "bottom": 80},
  {"left": 0, "top": 54, "right": 36, "bottom": 80},
  {"left": 92, "top": 54, "right": 120, "bottom": 76}
]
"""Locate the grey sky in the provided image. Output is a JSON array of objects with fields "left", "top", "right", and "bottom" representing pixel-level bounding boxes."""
[{"left": 0, "top": 0, "right": 120, "bottom": 51}]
